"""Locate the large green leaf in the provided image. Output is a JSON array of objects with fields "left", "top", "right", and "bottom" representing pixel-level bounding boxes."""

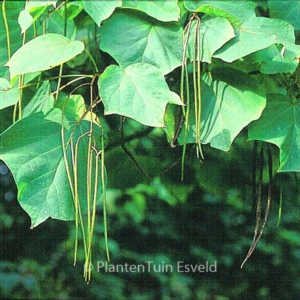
[
  {"left": 178, "top": 71, "right": 266, "bottom": 151},
  {"left": 82, "top": 0, "right": 121, "bottom": 27},
  {"left": 268, "top": 0, "right": 300, "bottom": 30},
  {"left": 246, "top": 44, "right": 300, "bottom": 74},
  {"left": 214, "top": 17, "right": 296, "bottom": 62},
  {"left": 122, "top": 0, "right": 180, "bottom": 22},
  {"left": 100, "top": 10, "right": 182, "bottom": 75},
  {"left": 0, "top": 78, "right": 19, "bottom": 110},
  {"left": 184, "top": 0, "right": 256, "bottom": 28},
  {"left": 5, "top": 33, "right": 84, "bottom": 78},
  {"left": 187, "top": 17, "right": 235, "bottom": 63},
  {"left": 248, "top": 94, "right": 300, "bottom": 172},
  {"left": 98, "top": 63, "right": 182, "bottom": 127},
  {"left": 0, "top": 109, "right": 104, "bottom": 227}
]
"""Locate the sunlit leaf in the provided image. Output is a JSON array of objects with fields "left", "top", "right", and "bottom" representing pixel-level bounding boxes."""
[
  {"left": 214, "top": 18, "right": 296, "bottom": 62},
  {"left": 246, "top": 44, "right": 300, "bottom": 74},
  {"left": 122, "top": 0, "right": 180, "bottom": 22},
  {"left": 178, "top": 71, "right": 266, "bottom": 151},
  {"left": 100, "top": 10, "right": 182, "bottom": 75},
  {"left": 188, "top": 17, "right": 235, "bottom": 63},
  {"left": 5, "top": 34, "right": 84, "bottom": 78},
  {"left": 184, "top": 0, "right": 256, "bottom": 27},
  {"left": 0, "top": 78, "right": 19, "bottom": 110},
  {"left": 249, "top": 94, "right": 300, "bottom": 172},
  {"left": 98, "top": 63, "right": 182, "bottom": 127},
  {"left": 18, "top": 1, "right": 57, "bottom": 34},
  {"left": 26, "top": 1, "right": 57, "bottom": 9},
  {"left": 82, "top": 0, "right": 121, "bottom": 27}
]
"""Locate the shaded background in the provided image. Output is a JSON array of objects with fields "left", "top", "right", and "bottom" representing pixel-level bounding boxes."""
[{"left": 1, "top": 118, "right": 300, "bottom": 300}]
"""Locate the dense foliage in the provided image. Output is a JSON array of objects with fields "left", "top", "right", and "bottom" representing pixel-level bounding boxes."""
[{"left": 1, "top": 0, "right": 300, "bottom": 298}]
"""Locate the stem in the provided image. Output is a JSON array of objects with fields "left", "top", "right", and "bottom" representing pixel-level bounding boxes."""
[
  {"left": 87, "top": 146, "right": 101, "bottom": 282},
  {"left": 84, "top": 49, "right": 99, "bottom": 73},
  {"left": 2, "top": 0, "right": 11, "bottom": 60},
  {"left": 55, "top": 64, "right": 64, "bottom": 100},
  {"left": 101, "top": 130, "right": 110, "bottom": 261},
  {"left": 277, "top": 186, "right": 282, "bottom": 227},
  {"left": 19, "top": 74, "right": 94, "bottom": 90},
  {"left": 180, "top": 17, "right": 193, "bottom": 181},
  {"left": 181, "top": 64, "right": 190, "bottom": 181},
  {"left": 64, "top": 0, "right": 68, "bottom": 37},
  {"left": 52, "top": 76, "right": 89, "bottom": 98},
  {"left": 195, "top": 17, "right": 204, "bottom": 160}
]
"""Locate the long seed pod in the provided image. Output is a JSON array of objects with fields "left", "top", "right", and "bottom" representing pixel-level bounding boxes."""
[{"left": 241, "top": 143, "right": 273, "bottom": 268}]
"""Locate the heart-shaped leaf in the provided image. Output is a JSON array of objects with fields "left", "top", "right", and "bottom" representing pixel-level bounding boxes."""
[
  {"left": 82, "top": 0, "right": 121, "bottom": 27},
  {"left": 5, "top": 33, "right": 84, "bottom": 78},
  {"left": 0, "top": 109, "right": 104, "bottom": 227},
  {"left": 100, "top": 10, "right": 182, "bottom": 75},
  {"left": 249, "top": 94, "right": 300, "bottom": 172},
  {"left": 98, "top": 63, "right": 182, "bottom": 127},
  {"left": 178, "top": 71, "right": 266, "bottom": 151},
  {"left": 214, "top": 17, "right": 295, "bottom": 62}
]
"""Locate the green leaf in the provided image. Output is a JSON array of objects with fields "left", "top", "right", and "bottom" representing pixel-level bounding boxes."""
[
  {"left": 26, "top": 1, "right": 57, "bottom": 9},
  {"left": 18, "top": 9, "right": 35, "bottom": 34},
  {"left": 82, "top": 0, "right": 121, "bottom": 27},
  {"left": 268, "top": 0, "right": 300, "bottom": 31},
  {"left": 122, "top": 0, "right": 180, "bottom": 22},
  {"left": 18, "top": 1, "right": 57, "bottom": 34},
  {"left": 22, "top": 81, "right": 54, "bottom": 117},
  {"left": 100, "top": 10, "right": 182, "bottom": 75},
  {"left": 163, "top": 104, "right": 178, "bottom": 144},
  {"left": 5, "top": 33, "right": 84, "bottom": 78},
  {"left": 0, "top": 109, "right": 104, "bottom": 227},
  {"left": 214, "top": 17, "right": 296, "bottom": 62},
  {"left": 55, "top": 93, "right": 96, "bottom": 122},
  {"left": 248, "top": 94, "right": 300, "bottom": 172},
  {"left": 187, "top": 17, "right": 235, "bottom": 63},
  {"left": 184, "top": 0, "right": 256, "bottom": 28},
  {"left": 246, "top": 44, "right": 300, "bottom": 74},
  {"left": 179, "top": 71, "right": 266, "bottom": 151},
  {"left": 98, "top": 63, "right": 182, "bottom": 127},
  {"left": 0, "top": 1, "right": 25, "bottom": 77},
  {"left": 0, "top": 78, "right": 19, "bottom": 110},
  {"left": 61, "top": 1, "right": 84, "bottom": 20},
  {"left": 39, "top": 7, "right": 77, "bottom": 40}
]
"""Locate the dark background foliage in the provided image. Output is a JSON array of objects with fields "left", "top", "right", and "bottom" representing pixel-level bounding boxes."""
[{"left": 1, "top": 130, "right": 300, "bottom": 299}]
